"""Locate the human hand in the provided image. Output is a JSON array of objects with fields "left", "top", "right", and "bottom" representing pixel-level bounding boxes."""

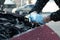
[{"left": 25, "top": 11, "right": 47, "bottom": 25}]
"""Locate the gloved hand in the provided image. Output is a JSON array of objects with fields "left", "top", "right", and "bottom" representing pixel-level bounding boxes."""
[{"left": 25, "top": 11, "right": 46, "bottom": 25}]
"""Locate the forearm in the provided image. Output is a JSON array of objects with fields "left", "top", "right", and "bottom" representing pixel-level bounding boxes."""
[
  {"left": 50, "top": 10, "right": 60, "bottom": 21},
  {"left": 29, "top": 0, "right": 49, "bottom": 13},
  {"left": 43, "top": 9, "right": 60, "bottom": 22}
]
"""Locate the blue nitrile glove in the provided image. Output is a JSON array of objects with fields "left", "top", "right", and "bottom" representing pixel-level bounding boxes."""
[{"left": 25, "top": 12, "right": 45, "bottom": 25}]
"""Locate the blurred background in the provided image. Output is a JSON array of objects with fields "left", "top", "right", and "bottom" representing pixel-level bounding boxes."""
[{"left": 4, "top": 0, "right": 59, "bottom": 13}]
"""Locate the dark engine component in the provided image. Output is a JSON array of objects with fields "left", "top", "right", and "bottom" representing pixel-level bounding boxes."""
[
  {"left": 0, "top": 24, "right": 20, "bottom": 40},
  {"left": 0, "top": 13, "right": 20, "bottom": 40},
  {"left": 0, "top": 11, "right": 40, "bottom": 40}
]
